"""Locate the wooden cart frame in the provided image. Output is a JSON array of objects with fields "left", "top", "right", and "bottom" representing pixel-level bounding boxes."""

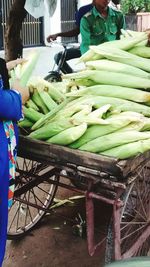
[{"left": 8, "top": 135, "right": 150, "bottom": 263}]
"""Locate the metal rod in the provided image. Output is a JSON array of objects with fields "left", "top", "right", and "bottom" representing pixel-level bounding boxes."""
[{"left": 122, "top": 224, "right": 150, "bottom": 259}]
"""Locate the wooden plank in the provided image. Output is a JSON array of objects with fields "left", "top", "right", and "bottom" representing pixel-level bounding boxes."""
[
  {"left": 18, "top": 136, "right": 150, "bottom": 180},
  {"left": 117, "top": 150, "right": 150, "bottom": 177},
  {"left": 18, "top": 136, "right": 124, "bottom": 178}
]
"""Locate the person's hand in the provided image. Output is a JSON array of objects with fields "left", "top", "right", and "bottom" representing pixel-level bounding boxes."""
[
  {"left": 6, "top": 58, "right": 27, "bottom": 71},
  {"left": 11, "top": 79, "right": 30, "bottom": 105},
  {"left": 47, "top": 33, "right": 58, "bottom": 42}
]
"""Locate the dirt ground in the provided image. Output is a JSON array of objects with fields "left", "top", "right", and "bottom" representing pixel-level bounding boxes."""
[{"left": 3, "top": 186, "right": 112, "bottom": 267}]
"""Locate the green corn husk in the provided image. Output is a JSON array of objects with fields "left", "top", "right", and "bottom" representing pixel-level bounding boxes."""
[
  {"left": 63, "top": 70, "right": 150, "bottom": 89},
  {"left": 47, "top": 123, "right": 87, "bottom": 145},
  {"left": 31, "top": 98, "right": 72, "bottom": 131},
  {"left": 26, "top": 99, "right": 39, "bottom": 111},
  {"left": 68, "top": 78, "right": 97, "bottom": 88},
  {"left": 56, "top": 103, "right": 91, "bottom": 120},
  {"left": 79, "top": 130, "right": 150, "bottom": 153},
  {"left": 140, "top": 117, "right": 150, "bottom": 131},
  {"left": 93, "top": 96, "right": 150, "bottom": 117},
  {"left": 128, "top": 46, "right": 150, "bottom": 58},
  {"left": 120, "top": 28, "right": 131, "bottom": 38},
  {"left": 125, "top": 30, "right": 147, "bottom": 38},
  {"left": 23, "top": 107, "right": 44, "bottom": 122},
  {"left": 66, "top": 85, "right": 150, "bottom": 104},
  {"left": 117, "top": 121, "right": 146, "bottom": 132},
  {"left": 72, "top": 105, "right": 92, "bottom": 120},
  {"left": 135, "top": 40, "right": 148, "bottom": 47},
  {"left": 101, "top": 138, "right": 150, "bottom": 159},
  {"left": 73, "top": 105, "right": 111, "bottom": 126},
  {"left": 9, "top": 69, "right": 16, "bottom": 88},
  {"left": 28, "top": 77, "right": 66, "bottom": 103},
  {"left": 47, "top": 83, "right": 66, "bottom": 103},
  {"left": 78, "top": 50, "right": 102, "bottom": 64},
  {"left": 31, "top": 92, "right": 49, "bottom": 114},
  {"left": 78, "top": 33, "right": 148, "bottom": 63},
  {"left": 90, "top": 46, "right": 150, "bottom": 73},
  {"left": 20, "top": 51, "right": 40, "bottom": 87},
  {"left": 64, "top": 95, "right": 150, "bottom": 117},
  {"left": 29, "top": 117, "right": 76, "bottom": 140},
  {"left": 18, "top": 118, "right": 34, "bottom": 128},
  {"left": 14, "top": 63, "right": 22, "bottom": 79},
  {"left": 70, "top": 112, "right": 144, "bottom": 149},
  {"left": 38, "top": 91, "right": 58, "bottom": 111},
  {"left": 88, "top": 104, "right": 111, "bottom": 119},
  {"left": 85, "top": 59, "right": 150, "bottom": 79}
]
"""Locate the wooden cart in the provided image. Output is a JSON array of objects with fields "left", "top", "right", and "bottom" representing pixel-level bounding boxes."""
[{"left": 8, "top": 135, "right": 150, "bottom": 262}]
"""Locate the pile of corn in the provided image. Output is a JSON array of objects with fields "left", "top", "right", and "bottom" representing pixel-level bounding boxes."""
[
  {"left": 19, "top": 77, "right": 66, "bottom": 128},
  {"left": 20, "top": 30, "right": 150, "bottom": 160}
]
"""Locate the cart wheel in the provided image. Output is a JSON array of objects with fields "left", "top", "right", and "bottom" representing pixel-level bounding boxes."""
[
  {"left": 120, "top": 161, "right": 150, "bottom": 258},
  {"left": 8, "top": 157, "right": 59, "bottom": 239},
  {"left": 44, "top": 71, "right": 62, "bottom": 82}
]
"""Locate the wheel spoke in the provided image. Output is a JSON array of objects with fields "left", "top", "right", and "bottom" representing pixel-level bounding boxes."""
[
  {"left": 8, "top": 158, "right": 59, "bottom": 239},
  {"left": 120, "top": 161, "right": 150, "bottom": 257}
]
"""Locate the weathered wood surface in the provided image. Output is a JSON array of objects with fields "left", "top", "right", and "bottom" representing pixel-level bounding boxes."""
[{"left": 18, "top": 136, "right": 150, "bottom": 180}]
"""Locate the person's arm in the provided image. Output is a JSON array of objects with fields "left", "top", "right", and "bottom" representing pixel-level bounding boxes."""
[
  {"left": 80, "top": 17, "right": 91, "bottom": 54},
  {"left": 47, "top": 27, "right": 79, "bottom": 42},
  {"left": 0, "top": 89, "right": 22, "bottom": 121},
  {"left": 6, "top": 58, "right": 26, "bottom": 71},
  {"left": 11, "top": 79, "right": 29, "bottom": 105}
]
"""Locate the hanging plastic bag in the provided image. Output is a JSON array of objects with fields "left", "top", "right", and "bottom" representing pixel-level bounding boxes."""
[
  {"left": 45, "top": 0, "right": 57, "bottom": 17},
  {"left": 24, "top": 0, "right": 45, "bottom": 19}
]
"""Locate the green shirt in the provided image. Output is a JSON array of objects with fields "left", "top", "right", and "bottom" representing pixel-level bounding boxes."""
[{"left": 80, "top": 7, "right": 126, "bottom": 54}]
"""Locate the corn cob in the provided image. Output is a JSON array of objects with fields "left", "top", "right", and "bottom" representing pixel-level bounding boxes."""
[
  {"left": 31, "top": 98, "right": 71, "bottom": 131},
  {"left": 26, "top": 99, "right": 39, "bottom": 111},
  {"left": 38, "top": 91, "right": 58, "bottom": 111},
  {"left": 85, "top": 59, "right": 150, "bottom": 79},
  {"left": 70, "top": 112, "right": 143, "bottom": 148},
  {"left": 78, "top": 33, "right": 147, "bottom": 62},
  {"left": 63, "top": 70, "right": 150, "bottom": 89},
  {"left": 93, "top": 96, "right": 150, "bottom": 117},
  {"left": 101, "top": 139, "right": 150, "bottom": 159},
  {"left": 47, "top": 83, "right": 66, "bottom": 103},
  {"left": 79, "top": 130, "right": 150, "bottom": 153},
  {"left": 20, "top": 51, "right": 40, "bottom": 87},
  {"left": 18, "top": 118, "right": 34, "bottom": 128},
  {"left": 47, "top": 123, "right": 87, "bottom": 145},
  {"left": 128, "top": 46, "right": 150, "bottom": 58},
  {"left": 31, "top": 92, "right": 49, "bottom": 114},
  {"left": 66, "top": 85, "right": 150, "bottom": 104},
  {"left": 29, "top": 117, "right": 76, "bottom": 140},
  {"left": 23, "top": 107, "right": 44, "bottom": 122},
  {"left": 90, "top": 46, "right": 150, "bottom": 73}
]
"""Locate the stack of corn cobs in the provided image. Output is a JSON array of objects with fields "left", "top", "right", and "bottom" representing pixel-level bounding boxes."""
[{"left": 18, "top": 29, "right": 150, "bottom": 160}]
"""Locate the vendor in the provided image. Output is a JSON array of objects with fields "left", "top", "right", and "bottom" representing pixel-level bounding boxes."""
[{"left": 80, "top": 0, "right": 125, "bottom": 54}]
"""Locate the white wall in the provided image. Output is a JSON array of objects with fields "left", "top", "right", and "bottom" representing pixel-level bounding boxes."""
[
  {"left": 78, "top": 0, "right": 92, "bottom": 8},
  {"left": 44, "top": 0, "right": 93, "bottom": 45},
  {"left": 44, "top": 0, "right": 61, "bottom": 45}
]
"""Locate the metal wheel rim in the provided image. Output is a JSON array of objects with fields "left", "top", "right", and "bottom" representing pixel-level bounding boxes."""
[{"left": 8, "top": 158, "right": 59, "bottom": 239}]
